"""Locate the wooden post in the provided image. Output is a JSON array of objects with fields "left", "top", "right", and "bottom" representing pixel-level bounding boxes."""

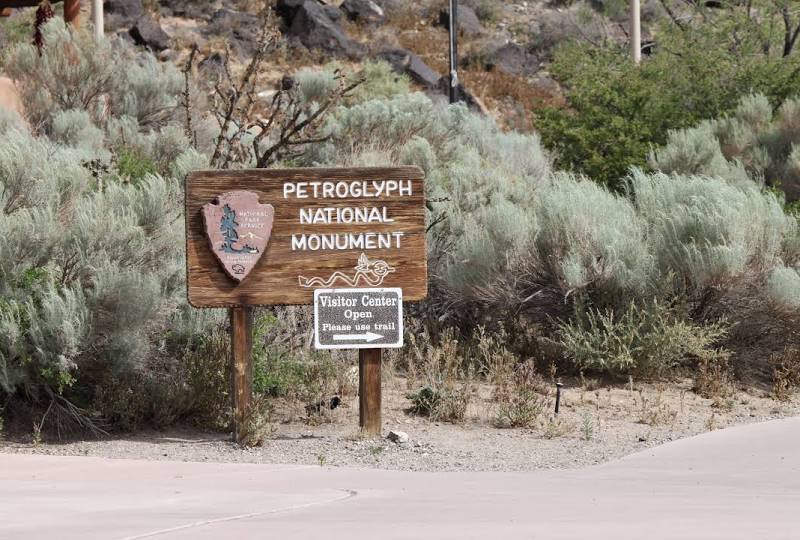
[
  {"left": 1, "top": 8, "right": 12, "bottom": 17},
  {"left": 359, "top": 348, "right": 382, "bottom": 436},
  {"left": 630, "top": 0, "right": 641, "bottom": 64},
  {"left": 230, "top": 306, "right": 253, "bottom": 443},
  {"left": 63, "top": 0, "right": 80, "bottom": 26}
]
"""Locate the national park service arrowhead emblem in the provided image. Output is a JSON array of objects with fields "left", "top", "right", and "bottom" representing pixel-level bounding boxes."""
[{"left": 202, "top": 191, "right": 274, "bottom": 283}]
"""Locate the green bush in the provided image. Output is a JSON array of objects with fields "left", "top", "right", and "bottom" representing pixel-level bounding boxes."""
[
  {"left": 348, "top": 60, "right": 411, "bottom": 104},
  {"left": 116, "top": 147, "right": 157, "bottom": 183},
  {"left": 558, "top": 300, "right": 729, "bottom": 379},
  {"left": 537, "top": 14, "right": 800, "bottom": 189}
]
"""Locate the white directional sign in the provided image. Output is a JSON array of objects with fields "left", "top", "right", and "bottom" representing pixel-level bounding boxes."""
[{"left": 313, "top": 288, "right": 403, "bottom": 349}]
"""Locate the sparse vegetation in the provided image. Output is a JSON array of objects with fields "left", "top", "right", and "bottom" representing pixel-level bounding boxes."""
[{"left": 772, "top": 348, "right": 800, "bottom": 402}]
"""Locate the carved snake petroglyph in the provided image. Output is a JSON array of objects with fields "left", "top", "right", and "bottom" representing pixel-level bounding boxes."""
[{"left": 298, "top": 253, "right": 395, "bottom": 288}]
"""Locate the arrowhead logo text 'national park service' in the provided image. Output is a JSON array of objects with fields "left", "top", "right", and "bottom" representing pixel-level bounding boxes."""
[{"left": 202, "top": 191, "right": 274, "bottom": 282}]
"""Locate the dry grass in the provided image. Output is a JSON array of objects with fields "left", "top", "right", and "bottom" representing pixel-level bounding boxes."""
[{"left": 772, "top": 348, "right": 800, "bottom": 402}]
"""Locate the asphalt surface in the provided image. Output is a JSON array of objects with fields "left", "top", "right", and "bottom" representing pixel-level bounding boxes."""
[{"left": 2, "top": 416, "right": 799, "bottom": 539}]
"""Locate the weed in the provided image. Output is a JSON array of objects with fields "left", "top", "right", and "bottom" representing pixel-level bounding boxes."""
[
  {"left": 705, "top": 413, "right": 718, "bottom": 431},
  {"left": 548, "top": 360, "right": 558, "bottom": 383},
  {"left": 543, "top": 416, "right": 574, "bottom": 439},
  {"left": 237, "top": 397, "right": 275, "bottom": 448},
  {"left": 711, "top": 397, "right": 735, "bottom": 412},
  {"left": 494, "top": 388, "right": 546, "bottom": 429},
  {"left": 771, "top": 348, "right": 800, "bottom": 402},
  {"left": 493, "top": 360, "right": 548, "bottom": 428},
  {"left": 368, "top": 445, "right": 384, "bottom": 457},
  {"left": 579, "top": 372, "right": 601, "bottom": 391},
  {"left": 32, "top": 418, "right": 44, "bottom": 447},
  {"left": 116, "top": 147, "right": 157, "bottom": 183},
  {"left": 637, "top": 391, "right": 678, "bottom": 427},
  {"left": 317, "top": 453, "right": 327, "bottom": 467},
  {"left": 694, "top": 353, "right": 735, "bottom": 400},
  {"left": 581, "top": 414, "right": 594, "bottom": 441},
  {"left": 406, "top": 329, "right": 474, "bottom": 423}
]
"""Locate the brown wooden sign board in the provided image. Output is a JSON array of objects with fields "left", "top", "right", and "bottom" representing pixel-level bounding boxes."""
[{"left": 186, "top": 167, "right": 427, "bottom": 307}]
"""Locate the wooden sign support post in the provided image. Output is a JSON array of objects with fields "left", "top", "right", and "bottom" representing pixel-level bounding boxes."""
[
  {"left": 359, "top": 349, "right": 382, "bottom": 436},
  {"left": 230, "top": 306, "right": 253, "bottom": 441}
]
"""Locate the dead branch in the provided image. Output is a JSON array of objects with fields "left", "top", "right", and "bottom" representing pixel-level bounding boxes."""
[{"left": 197, "top": 3, "right": 362, "bottom": 170}]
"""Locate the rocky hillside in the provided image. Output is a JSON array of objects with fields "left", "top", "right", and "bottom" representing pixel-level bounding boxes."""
[{"left": 1, "top": 0, "right": 660, "bottom": 129}]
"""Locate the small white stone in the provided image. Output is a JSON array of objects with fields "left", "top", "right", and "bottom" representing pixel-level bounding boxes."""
[{"left": 387, "top": 430, "right": 409, "bottom": 444}]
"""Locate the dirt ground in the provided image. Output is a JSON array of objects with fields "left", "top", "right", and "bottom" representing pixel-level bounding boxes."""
[{"left": 3, "top": 376, "right": 799, "bottom": 472}]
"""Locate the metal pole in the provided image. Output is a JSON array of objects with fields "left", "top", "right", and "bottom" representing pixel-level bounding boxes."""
[
  {"left": 91, "top": 0, "right": 103, "bottom": 40},
  {"left": 630, "top": 0, "right": 641, "bottom": 64},
  {"left": 448, "top": 0, "right": 459, "bottom": 103},
  {"left": 555, "top": 382, "right": 563, "bottom": 416}
]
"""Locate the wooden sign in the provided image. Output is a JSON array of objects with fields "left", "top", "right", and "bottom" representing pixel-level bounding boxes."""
[{"left": 186, "top": 167, "right": 427, "bottom": 307}]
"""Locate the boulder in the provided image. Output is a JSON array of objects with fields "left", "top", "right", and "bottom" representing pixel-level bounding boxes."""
[
  {"left": 476, "top": 42, "right": 540, "bottom": 77},
  {"left": 376, "top": 48, "right": 440, "bottom": 88},
  {"left": 276, "top": 0, "right": 308, "bottom": 26},
  {"left": 341, "top": 0, "right": 386, "bottom": 25},
  {"left": 437, "top": 5, "right": 484, "bottom": 37},
  {"left": 387, "top": 430, "right": 409, "bottom": 444},
  {"left": 208, "top": 9, "right": 262, "bottom": 58},
  {"left": 286, "top": 1, "right": 366, "bottom": 59},
  {"left": 103, "top": 0, "right": 144, "bottom": 30},
  {"left": 129, "top": 14, "right": 170, "bottom": 51}
]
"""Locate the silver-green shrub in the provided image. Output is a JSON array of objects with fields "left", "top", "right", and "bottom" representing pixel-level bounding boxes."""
[
  {"left": 0, "top": 118, "right": 185, "bottom": 416},
  {"left": 768, "top": 266, "right": 800, "bottom": 310},
  {"left": 630, "top": 169, "right": 795, "bottom": 292},
  {"left": 651, "top": 93, "right": 800, "bottom": 201}
]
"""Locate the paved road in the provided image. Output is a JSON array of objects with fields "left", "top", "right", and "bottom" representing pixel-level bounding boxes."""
[{"left": 2, "top": 417, "right": 799, "bottom": 539}]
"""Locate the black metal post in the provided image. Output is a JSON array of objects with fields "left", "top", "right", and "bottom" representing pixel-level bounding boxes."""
[
  {"left": 555, "top": 382, "right": 563, "bottom": 416},
  {"left": 448, "top": 0, "right": 458, "bottom": 104}
]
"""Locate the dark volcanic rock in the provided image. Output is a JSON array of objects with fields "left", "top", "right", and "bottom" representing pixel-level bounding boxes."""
[
  {"left": 276, "top": 0, "right": 307, "bottom": 25},
  {"left": 208, "top": 9, "right": 262, "bottom": 58},
  {"left": 342, "top": 0, "right": 386, "bottom": 25},
  {"left": 437, "top": 5, "right": 484, "bottom": 37},
  {"left": 129, "top": 14, "right": 170, "bottom": 51},
  {"left": 376, "top": 48, "right": 440, "bottom": 88},
  {"left": 475, "top": 42, "right": 540, "bottom": 77},
  {"left": 286, "top": 1, "right": 366, "bottom": 59}
]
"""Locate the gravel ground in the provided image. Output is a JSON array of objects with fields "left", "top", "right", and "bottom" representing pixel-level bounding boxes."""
[{"left": 2, "top": 378, "right": 798, "bottom": 472}]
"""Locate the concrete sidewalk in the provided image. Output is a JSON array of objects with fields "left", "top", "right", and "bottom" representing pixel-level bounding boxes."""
[{"left": 2, "top": 417, "right": 799, "bottom": 539}]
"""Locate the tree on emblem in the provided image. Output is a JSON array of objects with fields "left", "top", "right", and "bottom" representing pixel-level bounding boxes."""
[{"left": 219, "top": 204, "right": 259, "bottom": 254}]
